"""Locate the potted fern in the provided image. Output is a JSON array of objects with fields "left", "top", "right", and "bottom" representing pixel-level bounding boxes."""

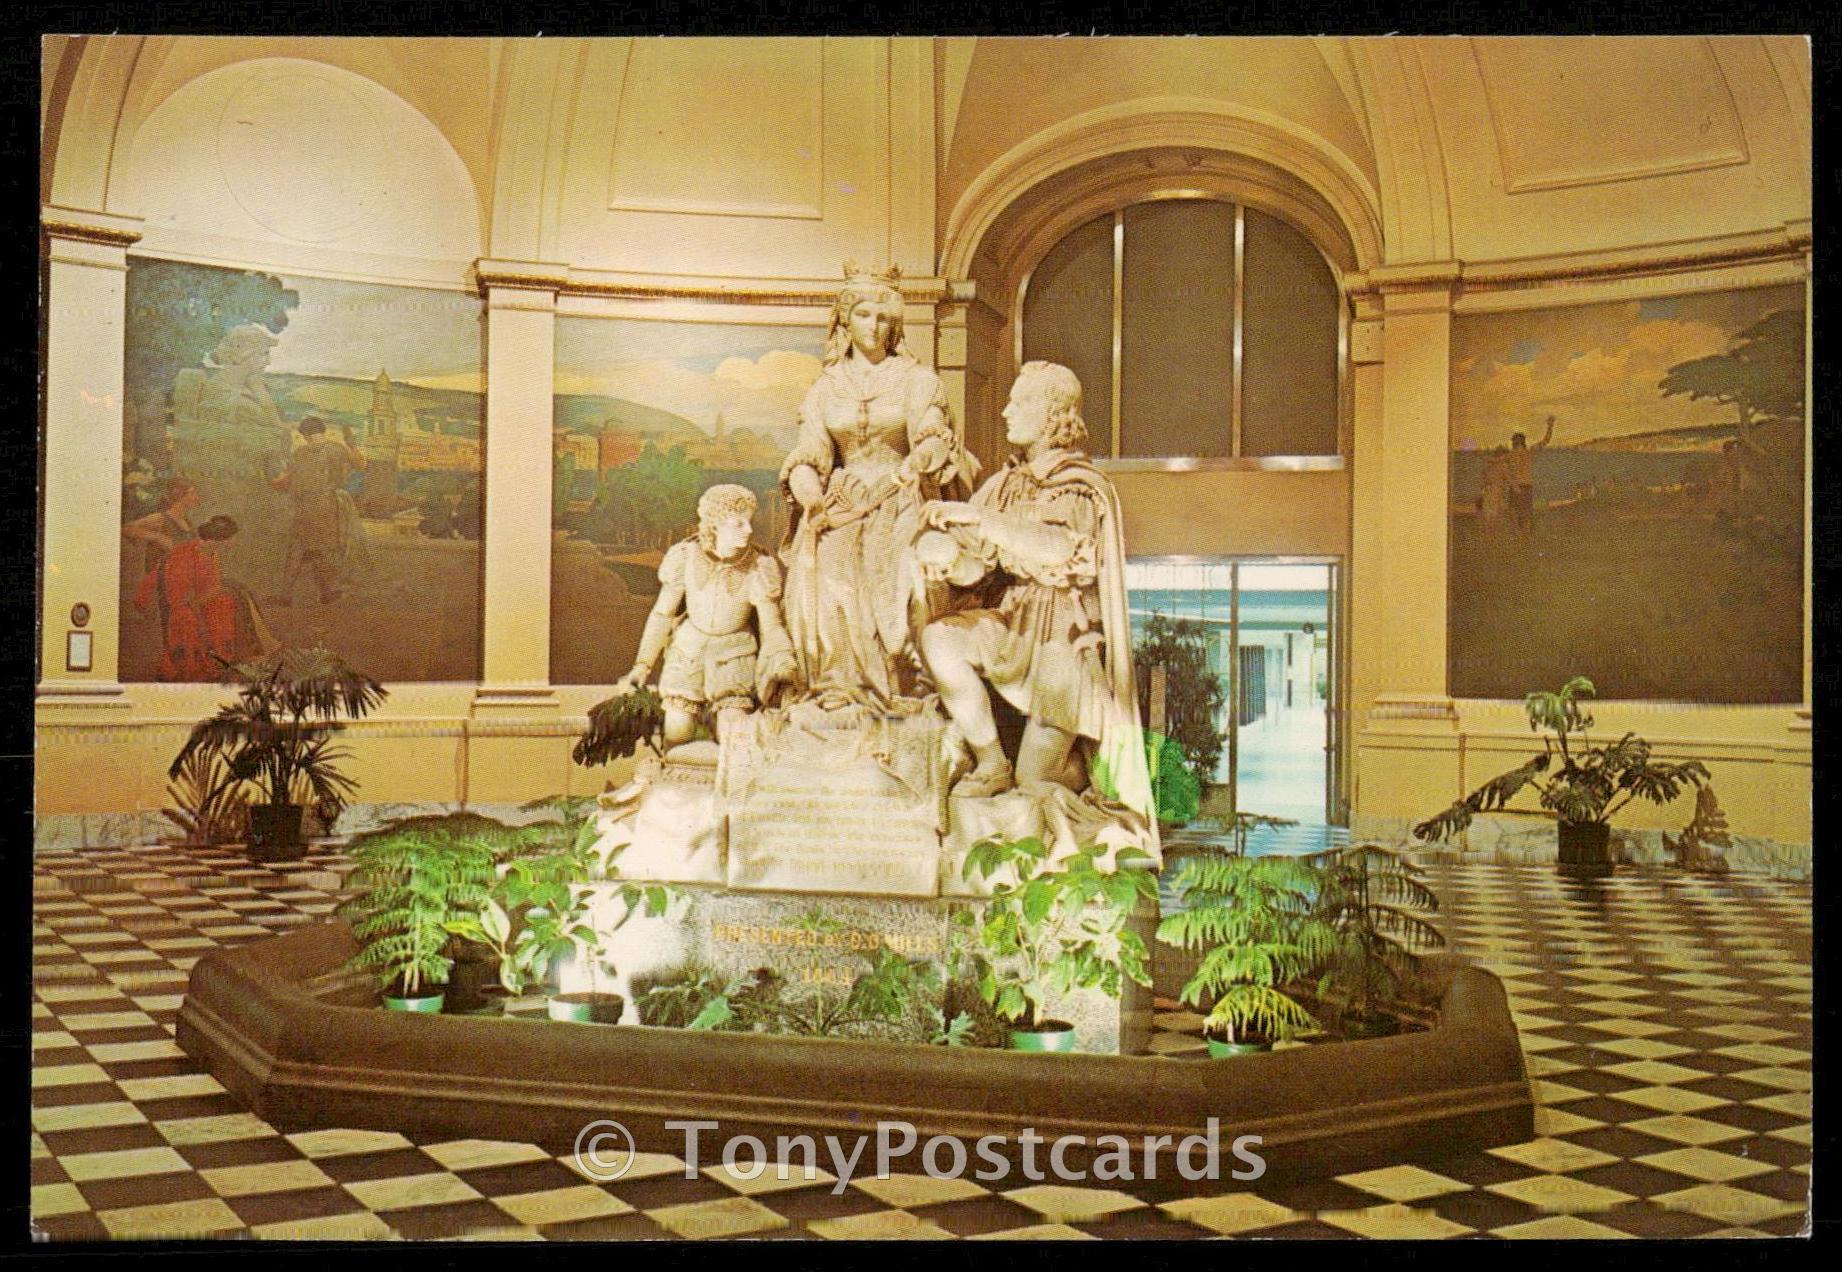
[
  {"left": 959, "top": 837, "right": 1158, "bottom": 1053},
  {"left": 168, "top": 647, "right": 387, "bottom": 862},
  {"left": 1413, "top": 676, "right": 1715, "bottom": 876},
  {"left": 1307, "top": 845, "right": 1445, "bottom": 1037},
  {"left": 1156, "top": 854, "right": 1333, "bottom": 1056},
  {"left": 338, "top": 821, "right": 496, "bottom": 1012}
]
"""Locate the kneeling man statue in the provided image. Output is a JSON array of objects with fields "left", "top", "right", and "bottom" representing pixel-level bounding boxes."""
[{"left": 917, "top": 361, "right": 1154, "bottom": 820}]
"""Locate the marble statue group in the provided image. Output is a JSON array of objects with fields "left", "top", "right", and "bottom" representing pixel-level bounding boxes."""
[{"left": 600, "top": 265, "right": 1158, "bottom": 892}]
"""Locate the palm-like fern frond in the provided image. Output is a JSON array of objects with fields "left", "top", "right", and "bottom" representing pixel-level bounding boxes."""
[{"left": 573, "top": 688, "right": 665, "bottom": 768}]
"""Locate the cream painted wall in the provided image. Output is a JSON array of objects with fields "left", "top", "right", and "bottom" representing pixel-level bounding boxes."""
[
  {"left": 37, "top": 36, "right": 1811, "bottom": 860},
  {"left": 1113, "top": 471, "right": 1349, "bottom": 559},
  {"left": 534, "top": 38, "right": 937, "bottom": 282},
  {"left": 941, "top": 37, "right": 1380, "bottom": 249}
]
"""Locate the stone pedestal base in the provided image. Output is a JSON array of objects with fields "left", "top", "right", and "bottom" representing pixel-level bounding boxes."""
[
  {"left": 595, "top": 745, "right": 724, "bottom": 885},
  {"left": 721, "top": 709, "right": 951, "bottom": 895},
  {"left": 583, "top": 882, "right": 1152, "bottom": 1055}
]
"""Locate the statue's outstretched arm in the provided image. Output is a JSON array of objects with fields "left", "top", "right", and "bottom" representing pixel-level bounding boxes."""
[{"left": 621, "top": 563, "right": 687, "bottom": 689}]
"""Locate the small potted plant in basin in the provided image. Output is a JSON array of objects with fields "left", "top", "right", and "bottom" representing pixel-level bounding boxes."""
[
  {"left": 1156, "top": 853, "right": 1332, "bottom": 1056},
  {"left": 1413, "top": 676, "right": 1717, "bottom": 876},
  {"left": 338, "top": 821, "right": 496, "bottom": 1012},
  {"left": 448, "top": 811, "right": 671, "bottom": 1025},
  {"left": 959, "top": 836, "right": 1157, "bottom": 1053},
  {"left": 1306, "top": 844, "right": 1445, "bottom": 1038}
]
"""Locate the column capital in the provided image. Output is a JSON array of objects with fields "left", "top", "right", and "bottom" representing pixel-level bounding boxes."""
[
  {"left": 474, "top": 258, "right": 571, "bottom": 299},
  {"left": 1345, "top": 259, "right": 1461, "bottom": 306},
  {"left": 42, "top": 204, "right": 143, "bottom": 248}
]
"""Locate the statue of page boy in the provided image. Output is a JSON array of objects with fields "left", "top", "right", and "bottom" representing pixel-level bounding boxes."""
[
  {"left": 617, "top": 484, "right": 798, "bottom": 748},
  {"left": 917, "top": 362, "right": 1155, "bottom": 821}
]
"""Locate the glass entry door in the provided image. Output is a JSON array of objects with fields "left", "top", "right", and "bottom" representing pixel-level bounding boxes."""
[{"left": 1125, "top": 558, "right": 1342, "bottom": 833}]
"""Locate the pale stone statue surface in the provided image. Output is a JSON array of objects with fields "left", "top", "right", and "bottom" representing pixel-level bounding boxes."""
[
  {"left": 616, "top": 484, "right": 797, "bottom": 750},
  {"left": 597, "top": 301, "right": 1158, "bottom": 908},
  {"left": 919, "top": 361, "right": 1157, "bottom": 826},
  {"left": 778, "top": 265, "right": 979, "bottom": 709}
]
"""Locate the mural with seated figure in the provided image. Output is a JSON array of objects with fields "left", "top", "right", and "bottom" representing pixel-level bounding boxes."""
[{"left": 119, "top": 260, "right": 488, "bottom": 683}]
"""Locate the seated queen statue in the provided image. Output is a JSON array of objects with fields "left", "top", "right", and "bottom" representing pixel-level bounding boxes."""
[
  {"left": 916, "top": 361, "right": 1156, "bottom": 825},
  {"left": 778, "top": 264, "right": 980, "bottom": 710}
]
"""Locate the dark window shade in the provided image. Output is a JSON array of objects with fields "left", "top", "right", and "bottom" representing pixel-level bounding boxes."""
[
  {"left": 1118, "top": 201, "right": 1236, "bottom": 458},
  {"left": 1021, "top": 214, "right": 1114, "bottom": 450},
  {"left": 1240, "top": 207, "right": 1339, "bottom": 457}
]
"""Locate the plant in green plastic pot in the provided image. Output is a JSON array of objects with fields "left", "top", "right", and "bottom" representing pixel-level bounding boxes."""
[
  {"left": 447, "top": 813, "right": 671, "bottom": 1025},
  {"left": 1306, "top": 844, "right": 1445, "bottom": 1038},
  {"left": 1156, "top": 853, "right": 1333, "bottom": 1056},
  {"left": 339, "top": 822, "right": 496, "bottom": 1012},
  {"left": 959, "top": 836, "right": 1158, "bottom": 1053}
]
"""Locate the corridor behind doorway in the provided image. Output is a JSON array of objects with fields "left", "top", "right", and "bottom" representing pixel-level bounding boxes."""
[{"left": 1127, "top": 559, "right": 1340, "bottom": 853}]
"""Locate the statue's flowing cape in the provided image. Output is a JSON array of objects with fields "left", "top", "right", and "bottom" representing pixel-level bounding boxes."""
[{"left": 1034, "top": 451, "right": 1159, "bottom": 857}]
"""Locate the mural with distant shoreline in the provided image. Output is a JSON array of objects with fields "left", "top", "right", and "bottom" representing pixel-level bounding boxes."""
[
  {"left": 119, "top": 259, "right": 486, "bottom": 683},
  {"left": 550, "top": 317, "right": 824, "bottom": 685},
  {"left": 1448, "top": 284, "right": 1805, "bottom": 703}
]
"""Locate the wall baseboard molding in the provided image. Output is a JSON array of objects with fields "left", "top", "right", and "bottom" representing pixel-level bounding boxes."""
[{"left": 1351, "top": 813, "right": 1812, "bottom": 881}]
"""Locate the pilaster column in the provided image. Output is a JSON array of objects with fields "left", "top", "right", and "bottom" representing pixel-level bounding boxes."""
[
  {"left": 39, "top": 205, "right": 142, "bottom": 711},
  {"left": 934, "top": 283, "right": 973, "bottom": 448},
  {"left": 1346, "top": 289, "right": 1386, "bottom": 727},
  {"left": 1346, "top": 264, "right": 1461, "bottom": 832},
  {"left": 1361, "top": 262, "right": 1460, "bottom": 712},
  {"left": 473, "top": 259, "right": 568, "bottom": 718}
]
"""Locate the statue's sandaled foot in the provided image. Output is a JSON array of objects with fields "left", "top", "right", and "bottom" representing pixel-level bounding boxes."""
[{"left": 953, "top": 754, "right": 1015, "bottom": 798}]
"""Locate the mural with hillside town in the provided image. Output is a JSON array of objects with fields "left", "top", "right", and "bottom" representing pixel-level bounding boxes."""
[
  {"left": 119, "top": 260, "right": 486, "bottom": 682},
  {"left": 549, "top": 317, "right": 825, "bottom": 684}
]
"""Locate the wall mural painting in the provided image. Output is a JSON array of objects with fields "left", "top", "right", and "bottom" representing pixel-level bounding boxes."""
[
  {"left": 121, "top": 260, "right": 487, "bottom": 683},
  {"left": 1449, "top": 284, "right": 1805, "bottom": 703},
  {"left": 551, "top": 318, "right": 825, "bottom": 684}
]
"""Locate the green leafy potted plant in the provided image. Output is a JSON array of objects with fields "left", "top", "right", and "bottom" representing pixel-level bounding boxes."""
[
  {"left": 1306, "top": 845, "right": 1445, "bottom": 1038},
  {"left": 1156, "top": 854, "right": 1333, "bottom": 1056},
  {"left": 168, "top": 647, "right": 387, "bottom": 862},
  {"left": 349, "top": 810, "right": 557, "bottom": 1012},
  {"left": 1134, "top": 616, "right": 1228, "bottom": 828},
  {"left": 445, "top": 810, "right": 671, "bottom": 1025},
  {"left": 959, "top": 837, "right": 1158, "bottom": 1053},
  {"left": 338, "top": 821, "right": 496, "bottom": 1012},
  {"left": 1412, "top": 676, "right": 1716, "bottom": 876}
]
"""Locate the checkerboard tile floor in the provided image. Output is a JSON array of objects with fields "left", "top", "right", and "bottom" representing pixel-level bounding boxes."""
[{"left": 31, "top": 843, "right": 1812, "bottom": 1241}]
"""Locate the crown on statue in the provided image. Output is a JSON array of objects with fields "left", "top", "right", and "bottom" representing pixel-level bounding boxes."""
[{"left": 842, "top": 260, "right": 904, "bottom": 290}]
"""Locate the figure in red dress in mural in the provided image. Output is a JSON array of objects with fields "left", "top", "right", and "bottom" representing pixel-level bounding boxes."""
[{"left": 133, "top": 514, "right": 271, "bottom": 681}]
